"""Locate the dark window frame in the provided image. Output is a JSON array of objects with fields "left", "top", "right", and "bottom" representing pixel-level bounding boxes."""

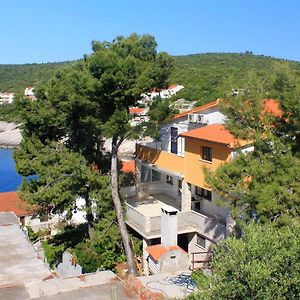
[
  {"left": 202, "top": 146, "right": 212, "bottom": 162},
  {"left": 196, "top": 187, "right": 212, "bottom": 201},
  {"left": 166, "top": 175, "right": 174, "bottom": 185},
  {"left": 196, "top": 234, "right": 206, "bottom": 249},
  {"left": 151, "top": 169, "right": 161, "bottom": 182},
  {"left": 170, "top": 126, "right": 178, "bottom": 154}
]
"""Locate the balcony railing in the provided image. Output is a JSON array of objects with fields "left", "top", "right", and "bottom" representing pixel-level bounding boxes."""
[
  {"left": 188, "top": 211, "right": 226, "bottom": 242},
  {"left": 125, "top": 202, "right": 226, "bottom": 242},
  {"left": 126, "top": 202, "right": 148, "bottom": 233}
]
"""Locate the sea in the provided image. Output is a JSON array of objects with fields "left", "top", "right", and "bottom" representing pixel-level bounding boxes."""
[{"left": 0, "top": 148, "right": 22, "bottom": 192}]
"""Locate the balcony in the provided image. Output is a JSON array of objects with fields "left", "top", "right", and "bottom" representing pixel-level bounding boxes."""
[
  {"left": 135, "top": 144, "right": 185, "bottom": 175},
  {"left": 125, "top": 192, "right": 192, "bottom": 239},
  {"left": 124, "top": 187, "right": 226, "bottom": 242}
]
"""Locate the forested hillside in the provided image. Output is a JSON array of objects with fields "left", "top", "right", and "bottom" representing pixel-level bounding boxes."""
[
  {"left": 168, "top": 52, "right": 300, "bottom": 103},
  {"left": 0, "top": 61, "right": 73, "bottom": 92},
  {"left": 1, "top": 53, "right": 300, "bottom": 101}
]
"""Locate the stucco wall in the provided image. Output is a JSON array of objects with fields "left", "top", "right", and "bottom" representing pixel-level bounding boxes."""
[
  {"left": 159, "top": 249, "right": 189, "bottom": 274},
  {"left": 184, "top": 138, "right": 232, "bottom": 187},
  {"left": 56, "top": 251, "right": 83, "bottom": 277}
]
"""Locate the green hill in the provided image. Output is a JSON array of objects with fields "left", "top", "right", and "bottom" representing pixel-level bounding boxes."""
[
  {"left": 0, "top": 62, "right": 73, "bottom": 92},
  {"left": 168, "top": 52, "right": 300, "bottom": 102},
  {"left": 1, "top": 53, "right": 300, "bottom": 100}
]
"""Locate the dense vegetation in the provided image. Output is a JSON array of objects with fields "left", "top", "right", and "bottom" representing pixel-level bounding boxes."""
[
  {"left": 0, "top": 62, "right": 74, "bottom": 92},
  {"left": 1, "top": 52, "right": 300, "bottom": 102},
  {"left": 190, "top": 224, "right": 300, "bottom": 300},
  {"left": 14, "top": 34, "right": 171, "bottom": 275},
  {"left": 169, "top": 52, "right": 300, "bottom": 103},
  {"left": 189, "top": 64, "right": 300, "bottom": 299}
]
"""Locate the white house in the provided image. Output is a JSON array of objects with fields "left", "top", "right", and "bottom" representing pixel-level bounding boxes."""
[
  {"left": 141, "top": 84, "right": 185, "bottom": 101},
  {"left": 25, "top": 86, "right": 35, "bottom": 97},
  {"left": 0, "top": 92, "right": 14, "bottom": 104},
  {"left": 167, "top": 84, "right": 185, "bottom": 96},
  {"left": 123, "top": 98, "right": 280, "bottom": 274}
]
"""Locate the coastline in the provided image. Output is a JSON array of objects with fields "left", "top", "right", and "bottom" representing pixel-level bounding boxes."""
[{"left": 0, "top": 121, "right": 21, "bottom": 148}]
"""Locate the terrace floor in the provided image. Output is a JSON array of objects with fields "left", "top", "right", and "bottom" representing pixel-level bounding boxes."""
[{"left": 126, "top": 193, "right": 181, "bottom": 217}]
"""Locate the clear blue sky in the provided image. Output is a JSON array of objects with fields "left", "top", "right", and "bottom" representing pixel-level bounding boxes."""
[{"left": 1, "top": 0, "right": 300, "bottom": 64}]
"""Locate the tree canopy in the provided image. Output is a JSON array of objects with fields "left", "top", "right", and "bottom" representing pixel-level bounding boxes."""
[
  {"left": 190, "top": 223, "right": 300, "bottom": 300},
  {"left": 15, "top": 33, "right": 173, "bottom": 275},
  {"left": 206, "top": 64, "right": 300, "bottom": 226}
]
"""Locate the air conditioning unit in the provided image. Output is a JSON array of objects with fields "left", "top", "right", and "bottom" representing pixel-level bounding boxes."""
[
  {"left": 188, "top": 113, "right": 198, "bottom": 123},
  {"left": 196, "top": 114, "right": 204, "bottom": 123},
  {"left": 188, "top": 113, "right": 208, "bottom": 124}
]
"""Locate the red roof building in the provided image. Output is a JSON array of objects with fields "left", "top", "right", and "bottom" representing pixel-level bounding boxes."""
[
  {"left": 129, "top": 107, "right": 146, "bottom": 115},
  {"left": 180, "top": 124, "right": 249, "bottom": 148},
  {"left": 173, "top": 99, "right": 220, "bottom": 120},
  {"left": 146, "top": 244, "right": 186, "bottom": 261},
  {"left": 121, "top": 160, "right": 135, "bottom": 174},
  {"left": 0, "top": 192, "right": 30, "bottom": 217}
]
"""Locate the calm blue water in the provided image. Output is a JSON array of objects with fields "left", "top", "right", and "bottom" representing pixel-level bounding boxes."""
[{"left": 0, "top": 148, "right": 22, "bottom": 192}]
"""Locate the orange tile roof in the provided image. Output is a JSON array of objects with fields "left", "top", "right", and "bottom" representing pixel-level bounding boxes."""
[
  {"left": 173, "top": 99, "right": 220, "bottom": 120},
  {"left": 263, "top": 99, "right": 282, "bottom": 118},
  {"left": 180, "top": 124, "right": 249, "bottom": 148},
  {"left": 0, "top": 192, "right": 31, "bottom": 217},
  {"left": 168, "top": 84, "right": 178, "bottom": 90},
  {"left": 121, "top": 160, "right": 135, "bottom": 174},
  {"left": 146, "top": 244, "right": 186, "bottom": 261},
  {"left": 129, "top": 107, "right": 145, "bottom": 114}
]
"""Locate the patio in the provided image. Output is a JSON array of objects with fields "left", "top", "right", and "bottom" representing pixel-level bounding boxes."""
[{"left": 126, "top": 193, "right": 181, "bottom": 217}]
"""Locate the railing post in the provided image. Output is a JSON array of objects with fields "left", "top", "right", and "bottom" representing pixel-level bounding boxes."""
[{"left": 192, "top": 252, "right": 194, "bottom": 271}]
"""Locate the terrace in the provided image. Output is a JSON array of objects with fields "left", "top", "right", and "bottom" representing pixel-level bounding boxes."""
[{"left": 124, "top": 187, "right": 226, "bottom": 242}]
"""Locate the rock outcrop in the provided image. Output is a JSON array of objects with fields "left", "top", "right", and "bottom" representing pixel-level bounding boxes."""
[{"left": 0, "top": 121, "right": 22, "bottom": 147}]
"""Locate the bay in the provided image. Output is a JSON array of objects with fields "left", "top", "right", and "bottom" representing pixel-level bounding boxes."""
[{"left": 0, "top": 148, "right": 22, "bottom": 192}]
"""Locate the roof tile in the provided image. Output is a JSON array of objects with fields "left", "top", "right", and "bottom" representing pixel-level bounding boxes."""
[
  {"left": 180, "top": 124, "right": 249, "bottom": 148},
  {"left": 0, "top": 192, "right": 31, "bottom": 217},
  {"left": 173, "top": 99, "right": 220, "bottom": 120},
  {"left": 146, "top": 244, "right": 186, "bottom": 261}
]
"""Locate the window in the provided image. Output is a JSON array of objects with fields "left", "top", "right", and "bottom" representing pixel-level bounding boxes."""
[
  {"left": 166, "top": 175, "right": 174, "bottom": 185},
  {"left": 178, "top": 180, "right": 183, "bottom": 197},
  {"left": 170, "top": 127, "right": 178, "bottom": 154},
  {"left": 151, "top": 169, "right": 161, "bottom": 182},
  {"left": 141, "top": 165, "right": 151, "bottom": 182},
  {"left": 191, "top": 198, "right": 201, "bottom": 213},
  {"left": 196, "top": 187, "right": 212, "bottom": 201},
  {"left": 202, "top": 146, "right": 212, "bottom": 162},
  {"left": 141, "top": 165, "right": 161, "bottom": 182},
  {"left": 196, "top": 234, "right": 206, "bottom": 249}
]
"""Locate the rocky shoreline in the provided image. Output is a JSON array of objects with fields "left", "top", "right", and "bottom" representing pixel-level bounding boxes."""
[{"left": 0, "top": 121, "right": 22, "bottom": 148}]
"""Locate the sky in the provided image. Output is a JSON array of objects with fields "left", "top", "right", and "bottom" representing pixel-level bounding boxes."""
[{"left": 1, "top": 0, "right": 300, "bottom": 64}]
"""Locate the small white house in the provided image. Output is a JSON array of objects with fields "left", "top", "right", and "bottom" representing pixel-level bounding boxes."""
[
  {"left": 168, "top": 84, "right": 185, "bottom": 96},
  {"left": 25, "top": 86, "right": 35, "bottom": 97},
  {"left": 0, "top": 92, "right": 14, "bottom": 104},
  {"left": 141, "top": 84, "right": 185, "bottom": 101}
]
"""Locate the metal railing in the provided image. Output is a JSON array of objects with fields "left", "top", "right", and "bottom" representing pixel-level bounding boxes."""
[{"left": 191, "top": 251, "right": 213, "bottom": 270}]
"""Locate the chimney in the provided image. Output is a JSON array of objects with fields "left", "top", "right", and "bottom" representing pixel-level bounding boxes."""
[{"left": 161, "top": 205, "right": 178, "bottom": 247}]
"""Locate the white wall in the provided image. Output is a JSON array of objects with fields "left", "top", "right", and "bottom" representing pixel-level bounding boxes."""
[
  {"left": 56, "top": 251, "right": 83, "bottom": 277},
  {"left": 188, "top": 233, "right": 213, "bottom": 268},
  {"left": 158, "top": 106, "right": 225, "bottom": 156},
  {"left": 191, "top": 186, "right": 230, "bottom": 220},
  {"left": 232, "top": 145, "right": 255, "bottom": 159},
  {"left": 160, "top": 120, "right": 188, "bottom": 155}
]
